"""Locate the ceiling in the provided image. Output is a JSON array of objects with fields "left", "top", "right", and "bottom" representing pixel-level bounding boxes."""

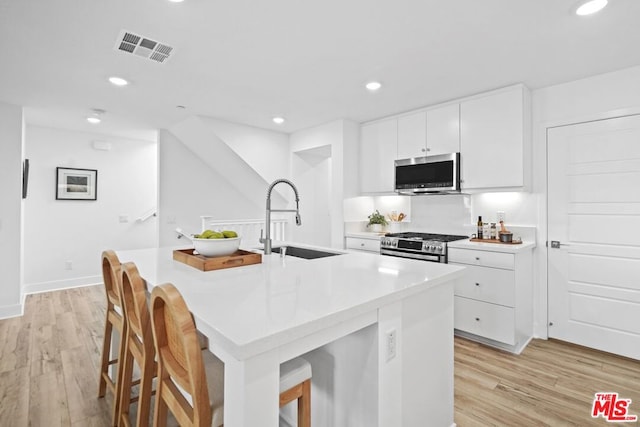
[{"left": 1, "top": 0, "right": 639, "bottom": 140}]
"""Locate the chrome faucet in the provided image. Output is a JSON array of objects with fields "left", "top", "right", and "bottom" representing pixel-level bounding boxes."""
[{"left": 260, "top": 179, "right": 301, "bottom": 254}]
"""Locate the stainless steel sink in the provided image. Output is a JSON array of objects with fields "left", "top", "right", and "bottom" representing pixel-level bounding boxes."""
[{"left": 271, "top": 246, "right": 343, "bottom": 260}]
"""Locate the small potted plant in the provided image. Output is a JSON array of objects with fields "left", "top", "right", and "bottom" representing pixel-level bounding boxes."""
[{"left": 367, "top": 210, "right": 388, "bottom": 232}]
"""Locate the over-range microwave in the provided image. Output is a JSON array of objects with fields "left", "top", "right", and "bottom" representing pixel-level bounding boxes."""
[{"left": 394, "top": 152, "right": 461, "bottom": 195}]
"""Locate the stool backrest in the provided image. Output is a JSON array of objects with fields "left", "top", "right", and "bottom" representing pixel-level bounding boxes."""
[
  {"left": 121, "top": 262, "right": 154, "bottom": 358},
  {"left": 101, "top": 250, "right": 122, "bottom": 308},
  {"left": 150, "top": 283, "right": 211, "bottom": 427}
]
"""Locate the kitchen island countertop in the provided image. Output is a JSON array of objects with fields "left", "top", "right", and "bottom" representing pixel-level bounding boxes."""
[{"left": 117, "top": 245, "right": 464, "bottom": 426}]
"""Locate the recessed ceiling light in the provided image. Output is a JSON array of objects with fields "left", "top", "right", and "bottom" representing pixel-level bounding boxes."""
[
  {"left": 366, "top": 81, "right": 382, "bottom": 91},
  {"left": 575, "top": 0, "right": 608, "bottom": 16},
  {"left": 108, "top": 76, "right": 128, "bottom": 86},
  {"left": 273, "top": 117, "right": 285, "bottom": 125},
  {"left": 167, "top": 0, "right": 185, "bottom": 3},
  {"left": 87, "top": 108, "right": 105, "bottom": 124}
]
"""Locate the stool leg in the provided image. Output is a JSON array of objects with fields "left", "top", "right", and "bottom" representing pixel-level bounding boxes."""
[
  {"left": 298, "top": 379, "right": 311, "bottom": 427},
  {"left": 153, "top": 375, "right": 169, "bottom": 427},
  {"left": 136, "top": 359, "right": 155, "bottom": 427},
  {"left": 114, "top": 341, "right": 133, "bottom": 427},
  {"left": 98, "top": 313, "right": 113, "bottom": 398}
]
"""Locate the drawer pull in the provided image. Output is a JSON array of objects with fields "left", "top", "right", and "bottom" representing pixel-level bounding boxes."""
[
  {"left": 475, "top": 317, "right": 480, "bottom": 322},
  {"left": 360, "top": 243, "right": 365, "bottom": 246},
  {"left": 475, "top": 257, "right": 480, "bottom": 261},
  {"left": 475, "top": 282, "right": 480, "bottom": 287}
]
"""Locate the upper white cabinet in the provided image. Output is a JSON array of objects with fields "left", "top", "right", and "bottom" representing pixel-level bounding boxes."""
[
  {"left": 395, "top": 104, "right": 461, "bottom": 160},
  {"left": 460, "top": 85, "right": 531, "bottom": 191},
  {"left": 397, "top": 112, "right": 427, "bottom": 159},
  {"left": 358, "top": 84, "right": 530, "bottom": 195},
  {"left": 426, "top": 103, "right": 460, "bottom": 156},
  {"left": 360, "top": 119, "right": 398, "bottom": 193}
]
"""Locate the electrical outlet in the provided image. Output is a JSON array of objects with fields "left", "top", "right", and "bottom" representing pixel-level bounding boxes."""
[
  {"left": 496, "top": 211, "right": 506, "bottom": 223},
  {"left": 65, "top": 261, "right": 72, "bottom": 270},
  {"left": 386, "top": 329, "right": 397, "bottom": 361}
]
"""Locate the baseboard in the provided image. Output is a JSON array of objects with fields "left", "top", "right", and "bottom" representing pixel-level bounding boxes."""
[
  {"left": 23, "top": 275, "right": 102, "bottom": 295},
  {"left": 0, "top": 302, "right": 24, "bottom": 320},
  {"left": 454, "top": 329, "right": 533, "bottom": 355}
]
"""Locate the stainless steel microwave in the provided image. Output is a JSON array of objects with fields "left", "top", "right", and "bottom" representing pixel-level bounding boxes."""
[{"left": 394, "top": 152, "right": 461, "bottom": 195}]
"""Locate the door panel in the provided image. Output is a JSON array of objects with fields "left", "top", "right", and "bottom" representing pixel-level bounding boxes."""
[
  {"left": 569, "top": 215, "right": 640, "bottom": 245},
  {"left": 547, "top": 114, "right": 640, "bottom": 360}
]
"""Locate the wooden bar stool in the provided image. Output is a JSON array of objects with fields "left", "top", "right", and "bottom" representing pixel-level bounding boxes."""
[
  {"left": 150, "top": 283, "right": 312, "bottom": 427},
  {"left": 115, "top": 262, "right": 157, "bottom": 427},
  {"left": 97, "top": 250, "right": 127, "bottom": 421}
]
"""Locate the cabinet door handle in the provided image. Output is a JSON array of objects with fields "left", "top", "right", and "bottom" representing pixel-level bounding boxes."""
[
  {"left": 475, "top": 257, "right": 480, "bottom": 261},
  {"left": 475, "top": 282, "right": 480, "bottom": 287},
  {"left": 475, "top": 317, "right": 480, "bottom": 322},
  {"left": 421, "top": 148, "right": 426, "bottom": 152}
]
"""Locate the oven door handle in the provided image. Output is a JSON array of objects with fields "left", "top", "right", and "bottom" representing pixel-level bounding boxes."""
[{"left": 380, "top": 248, "right": 443, "bottom": 263}]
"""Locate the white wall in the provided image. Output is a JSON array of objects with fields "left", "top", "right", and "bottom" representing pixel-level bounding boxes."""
[
  {"left": 291, "top": 147, "right": 332, "bottom": 247},
  {"left": 0, "top": 102, "right": 24, "bottom": 318},
  {"left": 470, "top": 192, "right": 539, "bottom": 227},
  {"left": 290, "top": 119, "right": 359, "bottom": 248},
  {"left": 158, "top": 130, "right": 270, "bottom": 245},
  {"left": 199, "top": 116, "right": 290, "bottom": 186},
  {"left": 23, "top": 126, "right": 158, "bottom": 293},
  {"left": 530, "top": 64, "right": 640, "bottom": 338}
]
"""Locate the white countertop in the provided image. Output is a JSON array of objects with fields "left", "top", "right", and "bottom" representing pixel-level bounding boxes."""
[
  {"left": 344, "top": 231, "right": 386, "bottom": 239},
  {"left": 117, "top": 245, "right": 465, "bottom": 360},
  {"left": 448, "top": 239, "right": 536, "bottom": 253}
]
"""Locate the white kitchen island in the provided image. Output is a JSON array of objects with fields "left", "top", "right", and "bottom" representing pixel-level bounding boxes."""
[{"left": 117, "top": 245, "right": 465, "bottom": 427}]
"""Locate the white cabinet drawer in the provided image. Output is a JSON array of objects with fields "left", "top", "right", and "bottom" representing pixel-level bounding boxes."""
[
  {"left": 448, "top": 248, "right": 514, "bottom": 270},
  {"left": 346, "top": 237, "right": 380, "bottom": 253},
  {"left": 453, "top": 265, "right": 515, "bottom": 306},
  {"left": 454, "top": 296, "right": 515, "bottom": 345}
]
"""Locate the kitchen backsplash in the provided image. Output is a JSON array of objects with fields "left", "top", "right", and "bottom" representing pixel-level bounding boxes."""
[{"left": 344, "top": 191, "right": 539, "bottom": 237}]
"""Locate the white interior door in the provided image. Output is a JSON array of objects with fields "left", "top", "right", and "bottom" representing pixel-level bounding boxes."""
[{"left": 547, "top": 114, "right": 640, "bottom": 360}]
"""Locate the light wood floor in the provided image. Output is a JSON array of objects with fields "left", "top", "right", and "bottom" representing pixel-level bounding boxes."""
[{"left": 1, "top": 285, "right": 638, "bottom": 426}]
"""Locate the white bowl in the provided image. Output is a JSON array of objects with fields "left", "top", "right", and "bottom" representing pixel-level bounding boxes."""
[{"left": 192, "top": 237, "right": 241, "bottom": 257}]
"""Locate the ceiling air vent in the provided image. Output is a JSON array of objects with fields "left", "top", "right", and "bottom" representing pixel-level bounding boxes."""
[{"left": 114, "top": 30, "right": 173, "bottom": 64}]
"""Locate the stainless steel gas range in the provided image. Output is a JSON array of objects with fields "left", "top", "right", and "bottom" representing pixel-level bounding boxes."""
[{"left": 380, "top": 232, "right": 469, "bottom": 263}]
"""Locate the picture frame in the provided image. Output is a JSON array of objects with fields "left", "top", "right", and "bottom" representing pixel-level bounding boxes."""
[{"left": 56, "top": 167, "right": 98, "bottom": 201}]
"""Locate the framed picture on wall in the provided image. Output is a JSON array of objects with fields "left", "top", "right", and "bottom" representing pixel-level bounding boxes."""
[{"left": 56, "top": 167, "right": 98, "bottom": 200}]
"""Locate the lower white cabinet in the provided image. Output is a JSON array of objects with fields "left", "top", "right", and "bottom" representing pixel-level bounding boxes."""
[
  {"left": 454, "top": 297, "right": 515, "bottom": 345},
  {"left": 449, "top": 246, "right": 533, "bottom": 354},
  {"left": 345, "top": 236, "right": 380, "bottom": 253}
]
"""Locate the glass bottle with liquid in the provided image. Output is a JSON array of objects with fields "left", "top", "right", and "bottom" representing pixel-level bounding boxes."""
[{"left": 477, "top": 216, "right": 483, "bottom": 239}]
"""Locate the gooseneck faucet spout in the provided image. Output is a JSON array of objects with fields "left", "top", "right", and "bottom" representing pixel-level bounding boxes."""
[{"left": 260, "top": 179, "right": 301, "bottom": 254}]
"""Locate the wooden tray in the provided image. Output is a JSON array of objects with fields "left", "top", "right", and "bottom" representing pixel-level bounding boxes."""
[
  {"left": 469, "top": 238, "right": 522, "bottom": 245},
  {"left": 173, "top": 249, "right": 262, "bottom": 271}
]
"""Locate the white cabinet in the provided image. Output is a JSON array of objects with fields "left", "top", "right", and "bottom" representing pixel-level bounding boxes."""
[
  {"left": 460, "top": 85, "right": 530, "bottom": 191},
  {"left": 360, "top": 119, "right": 397, "bottom": 193},
  {"left": 426, "top": 103, "right": 460, "bottom": 155},
  {"left": 449, "top": 246, "right": 533, "bottom": 354},
  {"left": 396, "top": 105, "right": 460, "bottom": 160},
  {"left": 345, "top": 236, "right": 380, "bottom": 253},
  {"left": 358, "top": 84, "right": 531, "bottom": 196},
  {"left": 397, "top": 112, "right": 426, "bottom": 159}
]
